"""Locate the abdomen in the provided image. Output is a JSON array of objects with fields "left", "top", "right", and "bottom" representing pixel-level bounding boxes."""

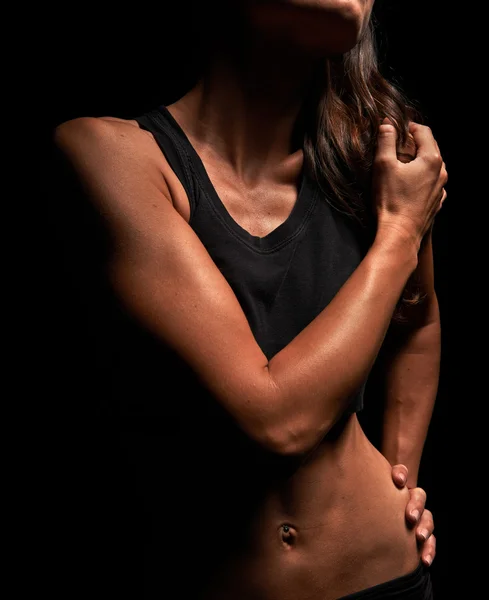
[{"left": 205, "top": 413, "right": 420, "bottom": 600}]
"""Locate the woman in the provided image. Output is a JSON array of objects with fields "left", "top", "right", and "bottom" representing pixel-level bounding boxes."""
[{"left": 52, "top": 1, "right": 446, "bottom": 598}]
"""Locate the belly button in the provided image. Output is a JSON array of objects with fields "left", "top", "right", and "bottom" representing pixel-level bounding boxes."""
[{"left": 279, "top": 524, "right": 297, "bottom": 547}]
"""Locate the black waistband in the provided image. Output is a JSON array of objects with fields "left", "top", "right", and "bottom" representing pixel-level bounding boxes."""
[{"left": 337, "top": 562, "right": 432, "bottom": 600}]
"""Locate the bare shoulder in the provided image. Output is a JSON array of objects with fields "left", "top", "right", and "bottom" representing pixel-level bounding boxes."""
[
  {"left": 53, "top": 115, "right": 160, "bottom": 165},
  {"left": 53, "top": 115, "right": 193, "bottom": 224},
  {"left": 53, "top": 115, "right": 174, "bottom": 208},
  {"left": 48, "top": 112, "right": 192, "bottom": 255}
]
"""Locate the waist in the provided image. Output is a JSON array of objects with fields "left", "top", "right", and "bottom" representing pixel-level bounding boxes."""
[
  {"left": 250, "top": 413, "right": 414, "bottom": 530},
  {"left": 203, "top": 414, "right": 420, "bottom": 599},
  {"left": 129, "top": 413, "right": 420, "bottom": 598}
]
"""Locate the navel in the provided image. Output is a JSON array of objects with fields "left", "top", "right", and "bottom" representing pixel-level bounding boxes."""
[{"left": 279, "top": 523, "right": 297, "bottom": 548}]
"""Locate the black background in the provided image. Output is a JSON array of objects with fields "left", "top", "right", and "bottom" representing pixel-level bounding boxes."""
[{"left": 26, "top": 1, "right": 468, "bottom": 598}]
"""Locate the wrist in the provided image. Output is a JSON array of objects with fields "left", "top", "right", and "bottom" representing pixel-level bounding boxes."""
[
  {"left": 375, "top": 222, "right": 421, "bottom": 257},
  {"left": 371, "top": 230, "right": 419, "bottom": 274}
]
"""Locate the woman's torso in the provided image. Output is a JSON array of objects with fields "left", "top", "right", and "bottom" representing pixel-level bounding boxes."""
[{"left": 90, "top": 110, "right": 420, "bottom": 599}]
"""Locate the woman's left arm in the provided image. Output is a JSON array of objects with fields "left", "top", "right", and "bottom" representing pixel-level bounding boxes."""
[
  {"left": 382, "top": 227, "right": 441, "bottom": 486},
  {"left": 383, "top": 227, "right": 441, "bottom": 565}
]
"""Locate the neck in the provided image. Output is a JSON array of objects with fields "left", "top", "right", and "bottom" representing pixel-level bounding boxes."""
[{"left": 168, "top": 31, "right": 321, "bottom": 186}]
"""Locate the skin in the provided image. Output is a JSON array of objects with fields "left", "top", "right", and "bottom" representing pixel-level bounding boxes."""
[
  {"left": 380, "top": 132, "right": 440, "bottom": 566},
  {"left": 53, "top": 1, "right": 446, "bottom": 597}
]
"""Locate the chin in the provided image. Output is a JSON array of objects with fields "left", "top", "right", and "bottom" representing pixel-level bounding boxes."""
[
  {"left": 294, "top": 21, "right": 365, "bottom": 57},
  {"left": 246, "top": 0, "right": 372, "bottom": 57}
]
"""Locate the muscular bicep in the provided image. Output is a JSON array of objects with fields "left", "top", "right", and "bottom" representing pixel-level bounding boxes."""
[
  {"left": 109, "top": 197, "right": 271, "bottom": 402},
  {"left": 54, "top": 117, "right": 276, "bottom": 443}
]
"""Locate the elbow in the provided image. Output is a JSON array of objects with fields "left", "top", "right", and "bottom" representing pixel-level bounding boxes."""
[
  {"left": 248, "top": 367, "right": 332, "bottom": 457},
  {"left": 233, "top": 367, "right": 333, "bottom": 457}
]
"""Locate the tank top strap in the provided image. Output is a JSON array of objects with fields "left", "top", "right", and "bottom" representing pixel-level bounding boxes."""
[{"left": 133, "top": 108, "right": 198, "bottom": 213}]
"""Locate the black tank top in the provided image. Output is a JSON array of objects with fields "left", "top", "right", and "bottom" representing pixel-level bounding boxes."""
[{"left": 133, "top": 105, "right": 368, "bottom": 416}]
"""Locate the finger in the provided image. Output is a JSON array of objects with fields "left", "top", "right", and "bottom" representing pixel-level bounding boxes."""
[
  {"left": 408, "top": 122, "right": 440, "bottom": 161},
  {"left": 420, "top": 533, "right": 436, "bottom": 567},
  {"left": 437, "top": 189, "right": 447, "bottom": 213},
  {"left": 426, "top": 134, "right": 446, "bottom": 175},
  {"left": 416, "top": 508, "right": 434, "bottom": 543},
  {"left": 406, "top": 487, "right": 427, "bottom": 524},
  {"left": 414, "top": 130, "right": 442, "bottom": 157},
  {"left": 375, "top": 118, "right": 398, "bottom": 164},
  {"left": 391, "top": 464, "right": 409, "bottom": 488},
  {"left": 396, "top": 132, "right": 416, "bottom": 163},
  {"left": 441, "top": 160, "right": 448, "bottom": 178}
]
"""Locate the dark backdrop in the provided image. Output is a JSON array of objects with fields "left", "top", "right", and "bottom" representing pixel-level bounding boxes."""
[{"left": 28, "top": 2, "right": 462, "bottom": 598}]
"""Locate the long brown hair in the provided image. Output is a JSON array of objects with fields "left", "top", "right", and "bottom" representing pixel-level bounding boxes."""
[{"left": 300, "top": 17, "right": 426, "bottom": 324}]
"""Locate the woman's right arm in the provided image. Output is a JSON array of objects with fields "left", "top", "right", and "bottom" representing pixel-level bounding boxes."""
[{"left": 53, "top": 117, "right": 446, "bottom": 457}]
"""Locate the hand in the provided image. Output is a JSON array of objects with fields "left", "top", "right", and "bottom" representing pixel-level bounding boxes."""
[
  {"left": 391, "top": 464, "right": 436, "bottom": 567},
  {"left": 373, "top": 120, "right": 448, "bottom": 252}
]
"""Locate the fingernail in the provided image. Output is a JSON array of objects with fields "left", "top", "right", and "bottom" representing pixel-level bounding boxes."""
[
  {"left": 410, "top": 510, "right": 420, "bottom": 522},
  {"left": 398, "top": 473, "right": 406, "bottom": 484},
  {"left": 424, "top": 555, "right": 432, "bottom": 566},
  {"left": 418, "top": 529, "right": 429, "bottom": 541}
]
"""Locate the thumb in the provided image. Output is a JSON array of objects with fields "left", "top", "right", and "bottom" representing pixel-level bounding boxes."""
[{"left": 375, "top": 118, "right": 398, "bottom": 164}]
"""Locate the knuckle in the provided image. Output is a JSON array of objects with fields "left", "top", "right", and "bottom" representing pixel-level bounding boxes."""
[
  {"left": 379, "top": 124, "right": 396, "bottom": 134},
  {"left": 420, "top": 519, "right": 434, "bottom": 534},
  {"left": 417, "top": 123, "right": 432, "bottom": 135},
  {"left": 429, "top": 151, "right": 442, "bottom": 165},
  {"left": 414, "top": 487, "right": 427, "bottom": 503},
  {"left": 374, "top": 157, "right": 393, "bottom": 171},
  {"left": 418, "top": 143, "right": 441, "bottom": 166},
  {"left": 422, "top": 508, "right": 433, "bottom": 521}
]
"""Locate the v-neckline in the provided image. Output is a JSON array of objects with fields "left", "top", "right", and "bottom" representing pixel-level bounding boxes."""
[{"left": 156, "top": 105, "right": 317, "bottom": 252}]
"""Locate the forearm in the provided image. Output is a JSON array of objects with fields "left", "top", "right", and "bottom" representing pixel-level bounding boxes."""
[
  {"left": 380, "top": 232, "right": 440, "bottom": 486},
  {"left": 267, "top": 232, "right": 419, "bottom": 454}
]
